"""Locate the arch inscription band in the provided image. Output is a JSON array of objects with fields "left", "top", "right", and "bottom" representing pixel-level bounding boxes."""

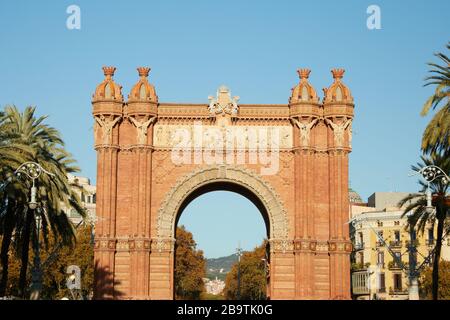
[{"left": 92, "top": 66, "right": 354, "bottom": 300}]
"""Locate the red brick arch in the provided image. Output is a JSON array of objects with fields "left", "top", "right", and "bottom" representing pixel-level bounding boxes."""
[
  {"left": 92, "top": 67, "right": 354, "bottom": 300},
  {"left": 156, "top": 165, "right": 289, "bottom": 243}
]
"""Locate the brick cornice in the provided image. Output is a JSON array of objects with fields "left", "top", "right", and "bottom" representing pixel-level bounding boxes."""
[
  {"left": 328, "top": 240, "right": 353, "bottom": 253},
  {"left": 94, "top": 144, "right": 120, "bottom": 151}
]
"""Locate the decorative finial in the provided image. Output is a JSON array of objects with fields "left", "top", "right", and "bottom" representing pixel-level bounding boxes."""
[
  {"left": 102, "top": 66, "right": 116, "bottom": 78},
  {"left": 331, "top": 68, "right": 345, "bottom": 80},
  {"left": 137, "top": 67, "right": 151, "bottom": 78},
  {"left": 297, "top": 69, "right": 311, "bottom": 80}
]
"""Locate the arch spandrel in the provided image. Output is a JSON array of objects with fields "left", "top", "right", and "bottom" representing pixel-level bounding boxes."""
[{"left": 155, "top": 165, "right": 289, "bottom": 243}]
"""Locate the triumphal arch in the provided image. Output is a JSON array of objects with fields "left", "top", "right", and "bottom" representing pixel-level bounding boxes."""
[{"left": 92, "top": 66, "right": 354, "bottom": 300}]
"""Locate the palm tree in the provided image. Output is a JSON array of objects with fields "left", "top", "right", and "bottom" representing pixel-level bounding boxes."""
[
  {"left": 0, "top": 110, "right": 34, "bottom": 297},
  {"left": 0, "top": 105, "right": 85, "bottom": 297},
  {"left": 398, "top": 153, "right": 449, "bottom": 300},
  {"left": 421, "top": 42, "right": 450, "bottom": 155}
]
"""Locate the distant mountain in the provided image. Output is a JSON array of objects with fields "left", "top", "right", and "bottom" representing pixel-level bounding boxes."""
[{"left": 205, "top": 254, "right": 239, "bottom": 281}]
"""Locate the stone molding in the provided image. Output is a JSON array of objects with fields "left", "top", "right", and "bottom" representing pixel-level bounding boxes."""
[
  {"left": 155, "top": 166, "right": 290, "bottom": 243},
  {"left": 94, "top": 238, "right": 117, "bottom": 252}
]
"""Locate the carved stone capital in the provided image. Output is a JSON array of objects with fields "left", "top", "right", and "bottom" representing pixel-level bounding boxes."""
[
  {"left": 151, "top": 237, "right": 176, "bottom": 253},
  {"left": 94, "top": 238, "right": 116, "bottom": 252},
  {"left": 328, "top": 240, "right": 352, "bottom": 253},
  {"left": 270, "top": 239, "right": 294, "bottom": 253},
  {"left": 294, "top": 239, "right": 317, "bottom": 252}
]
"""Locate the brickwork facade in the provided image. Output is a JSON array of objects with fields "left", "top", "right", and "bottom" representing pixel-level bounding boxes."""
[{"left": 92, "top": 66, "right": 354, "bottom": 299}]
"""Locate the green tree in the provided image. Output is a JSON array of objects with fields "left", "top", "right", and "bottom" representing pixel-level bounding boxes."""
[
  {"left": 224, "top": 241, "right": 267, "bottom": 300},
  {"left": 0, "top": 105, "right": 85, "bottom": 297},
  {"left": 3, "top": 224, "right": 94, "bottom": 299},
  {"left": 421, "top": 42, "right": 450, "bottom": 155},
  {"left": 399, "top": 154, "right": 449, "bottom": 300},
  {"left": 174, "top": 225, "right": 206, "bottom": 300},
  {"left": 420, "top": 260, "right": 450, "bottom": 300}
]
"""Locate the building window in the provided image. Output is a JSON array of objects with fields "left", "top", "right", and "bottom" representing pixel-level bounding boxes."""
[
  {"left": 359, "top": 252, "right": 364, "bottom": 265},
  {"left": 377, "top": 251, "right": 384, "bottom": 267},
  {"left": 81, "top": 193, "right": 85, "bottom": 202},
  {"left": 394, "top": 221, "right": 400, "bottom": 226},
  {"left": 394, "top": 230, "right": 400, "bottom": 242},
  {"left": 393, "top": 251, "right": 402, "bottom": 267},
  {"left": 379, "top": 273, "right": 386, "bottom": 293},
  {"left": 393, "top": 273, "right": 402, "bottom": 291},
  {"left": 377, "top": 221, "right": 383, "bottom": 227}
]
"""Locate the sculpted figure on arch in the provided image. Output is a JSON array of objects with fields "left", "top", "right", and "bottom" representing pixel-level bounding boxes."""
[
  {"left": 95, "top": 115, "right": 121, "bottom": 145},
  {"left": 291, "top": 118, "right": 319, "bottom": 147},
  {"left": 129, "top": 116, "right": 156, "bottom": 145},
  {"left": 325, "top": 117, "right": 352, "bottom": 148}
]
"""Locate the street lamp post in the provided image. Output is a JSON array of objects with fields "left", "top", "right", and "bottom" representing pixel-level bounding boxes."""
[
  {"left": 406, "top": 215, "right": 419, "bottom": 300},
  {"left": 14, "top": 162, "right": 54, "bottom": 300},
  {"left": 415, "top": 165, "right": 449, "bottom": 211},
  {"left": 236, "top": 245, "right": 243, "bottom": 300},
  {"left": 407, "top": 165, "right": 450, "bottom": 300},
  {"left": 29, "top": 213, "right": 43, "bottom": 300}
]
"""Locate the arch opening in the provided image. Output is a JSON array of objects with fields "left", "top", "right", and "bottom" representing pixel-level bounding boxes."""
[
  {"left": 156, "top": 166, "right": 289, "bottom": 243},
  {"left": 175, "top": 181, "right": 271, "bottom": 238},
  {"left": 174, "top": 186, "right": 270, "bottom": 300}
]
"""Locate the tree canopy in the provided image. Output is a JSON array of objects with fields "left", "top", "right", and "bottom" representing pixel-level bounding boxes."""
[
  {"left": 224, "top": 241, "right": 267, "bottom": 300},
  {"left": 174, "top": 225, "right": 206, "bottom": 300}
]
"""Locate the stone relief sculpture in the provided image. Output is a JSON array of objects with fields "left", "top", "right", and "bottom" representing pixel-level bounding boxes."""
[
  {"left": 325, "top": 117, "right": 352, "bottom": 148},
  {"left": 152, "top": 124, "right": 292, "bottom": 149},
  {"left": 348, "top": 122, "right": 353, "bottom": 148},
  {"left": 291, "top": 118, "right": 318, "bottom": 147},
  {"left": 129, "top": 116, "right": 156, "bottom": 145},
  {"left": 208, "top": 86, "right": 240, "bottom": 116},
  {"left": 155, "top": 125, "right": 163, "bottom": 145},
  {"left": 95, "top": 115, "right": 121, "bottom": 144}
]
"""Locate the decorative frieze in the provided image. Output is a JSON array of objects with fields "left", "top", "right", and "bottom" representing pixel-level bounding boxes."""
[
  {"left": 270, "top": 239, "right": 294, "bottom": 253},
  {"left": 152, "top": 237, "right": 176, "bottom": 253},
  {"left": 328, "top": 240, "right": 353, "bottom": 253}
]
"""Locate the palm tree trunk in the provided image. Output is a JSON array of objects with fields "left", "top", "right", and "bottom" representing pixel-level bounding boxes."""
[
  {"left": 432, "top": 217, "right": 444, "bottom": 300},
  {"left": 0, "top": 201, "right": 14, "bottom": 296},
  {"left": 18, "top": 210, "right": 33, "bottom": 298}
]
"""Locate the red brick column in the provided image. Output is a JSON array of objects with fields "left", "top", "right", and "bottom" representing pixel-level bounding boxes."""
[
  {"left": 94, "top": 141, "right": 120, "bottom": 298},
  {"left": 129, "top": 146, "right": 153, "bottom": 298}
]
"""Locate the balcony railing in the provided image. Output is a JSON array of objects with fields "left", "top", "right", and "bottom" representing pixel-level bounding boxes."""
[
  {"left": 354, "top": 242, "right": 365, "bottom": 251},
  {"left": 405, "top": 240, "right": 420, "bottom": 247},
  {"left": 376, "top": 241, "right": 385, "bottom": 247},
  {"left": 389, "top": 287, "right": 408, "bottom": 295},
  {"left": 389, "top": 240, "right": 402, "bottom": 248},
  {"left": 388, "top": 261, "right": 403, "bottom": 270},
  {"left": 351, "top": 262, "right": 370, "bottom": 271},
  {"left": 352, "top": 271, "right": 370, "bottom": 295}
]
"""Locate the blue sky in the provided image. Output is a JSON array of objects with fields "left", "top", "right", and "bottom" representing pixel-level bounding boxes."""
[{"left": 0, "top": 1, "right": 448, "bottom": 257}]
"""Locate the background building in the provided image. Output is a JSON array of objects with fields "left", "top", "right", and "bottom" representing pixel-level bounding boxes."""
[
  {"left": 350, "top": 192, "right": 450, "bottom": 300},
  {"left": 63, "top": 174, "right": 96, "bottom": 225},
  {"left": 203, "top": 277, "right": 226, "bottom": 296}
]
